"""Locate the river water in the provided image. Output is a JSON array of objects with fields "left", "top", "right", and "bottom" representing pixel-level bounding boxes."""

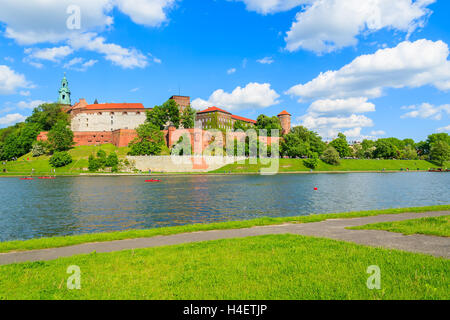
[{"left": 0, "top": 173, "right": 448, "bottom": 241}]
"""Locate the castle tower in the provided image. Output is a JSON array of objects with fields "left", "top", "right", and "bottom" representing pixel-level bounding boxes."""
[
  {"left": 58, "top": 73, "right": 71, "bottom": 106},
  {"left": 278, "top": 110, "right": 291, "bottom": 135}
]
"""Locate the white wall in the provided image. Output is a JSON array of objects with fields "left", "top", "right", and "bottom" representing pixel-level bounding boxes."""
[{"left": 71, "top": 111, "right": 146, "bottom": 132}]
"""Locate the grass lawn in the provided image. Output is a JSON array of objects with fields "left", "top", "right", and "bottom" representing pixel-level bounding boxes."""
[
  {"left": 350, "top": 216, "right": 450, "bottom": 237},
  {"left": 0, "top": 144, "right": 129, "bottom": 176},
  {"left": 0, "top": 234, "right": 448, "bottom": 300},
  {"left": 212, "top": 158, "right": 449, "bottom": 174},
  {"left": 0, "top": 205, "right": 448, "bottom": 254}
]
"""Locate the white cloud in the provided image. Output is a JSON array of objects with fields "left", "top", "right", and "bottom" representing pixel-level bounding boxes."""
[
  {"left": 0, "top": 113, "right": 26, "bottom": 126},
  {"left": 437, "top": 125, "right": 450, "bottom": 133},
  {"left": 130, "top": 87, "right": 140, "bottom": 92},
  {"left": 299, "top": 113, "right": 374, "bottom": 138},
  {"left": 192, "top": 82, "right": 280, "bottom": 112},
  {"left": 287, "top": 39, "right": 450, "bottom": 101},
  {"left": 235, "top": 0, "right": 306, "bottom": 14},
  {"left": 64, "top": 57, "right": 98, "bottom": 71},
  {"left": 68, "top": 33, "right": 148, "bottom": 69},
  {"left": 16, "top": 100, "right": 48, "bottom": 110},
  {"left": 0, "top": 0, "right": 175, "bottom": 45},
  {"left": 115, "top": 0, "right": 176, "bottom": 27},
  {"left": 370, "top": 130, "right": 386, "bottom": 136},
  {"left": 0, "top": 65, "right": 32, "bottom": 95},
  {"left": 19, "top": 90, "right": 30, "bottom": 97},
  {"left": 25, "top": 46, "right": 73, "bottom": 62},
  {"left": 308, "top": 97, "right": 375, "bottom": 115},
  {"left": 227, "top": 68, "right": 237, "bottom": 75},
  {"left": 257, "top": 57, "right": 275, "bottom": 64},
  {"left": 401, "top": 103, "right": 450, "bottom": 120},
  {"left": 285, "top": 0, "right": 435, "bottom": 54}
]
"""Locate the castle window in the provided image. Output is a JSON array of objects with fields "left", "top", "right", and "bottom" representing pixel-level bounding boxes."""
[
  {"left": 136, "top": 112, "right": 141, "bottom": 115},
  {"left": 123, "top": 112, "right": 128, "bottom": 115},
  {"left": 110, "top": 112, "right": 115, "bottom": 115}
]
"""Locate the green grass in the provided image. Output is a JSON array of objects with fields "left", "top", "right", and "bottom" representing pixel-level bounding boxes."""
[
  {"left": 0, "top": 144, "right": 129, "bottom": 176},
  {"left": 350, "top": 216, "right": 450, "bottom": 237},
  {"left": 212, "top": 158, "right": 449, "bottom": 174},
  {"left": 0, "top": 234, "right": 448, "bottom": 300},
  {"left": 0, "top": 205, "right": 448, "bottom": 254}
]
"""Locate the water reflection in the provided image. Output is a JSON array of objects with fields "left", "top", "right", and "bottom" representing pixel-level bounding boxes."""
[{"left": 0, "top": 173, "right": 448, "bottom": 241}]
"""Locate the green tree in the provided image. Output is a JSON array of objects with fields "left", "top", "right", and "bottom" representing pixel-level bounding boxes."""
[
  {"left": 49, "top": 151, "right": 72, "bottom": 168},
  {"left": 47, "top": 121, "right": 74, "bottom": 152},
  {"left": 373, "top": 139, "right": 398, "bottom": 159},
  {"left": 106, "top": 152, "right": 119, "bottom": 167},
  {"left": 26, "top": 103, "right": 70, "bottom": 131},
  {"left": 330, "top": 133, "right": 351, "bottom": 158},
  {"left": 401, "top": 145, "right": 418, "bottom": 160},
  {"left": 147, "top": 99, "right": 181, "bottom": 129},
  {"left": 321, "top": 145, "right": 340, "bottom": 165},
  {"left": 429, "top": 141, "right": 450, "bottom": 166},
  {"left": 128, "top": 123, "right": 166, "bottom": 156},
  {"left": 256, "top": 115, "right": 282, "bottom": 136},
  {"left": 303, "top": 153, "right": 319, "bottom": 169},
  {"left": 281, "top": 126, "right": 326, "bottom": 158},
  {"left": 88, "top": 155, "right": 101, "bottom": 172},
  {"left": 181, "top": 106, "right": 196, "bottom": 129}
]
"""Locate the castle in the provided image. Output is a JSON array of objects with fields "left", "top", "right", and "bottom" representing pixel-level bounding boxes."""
[{"left": 38, "top": 75, "right": 291, "bottom": 148}]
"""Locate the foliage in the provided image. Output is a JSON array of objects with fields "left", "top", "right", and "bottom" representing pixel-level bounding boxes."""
[
  {"left": 31, "top": 141, "right": 48, "bottom": 157},
  {"left": 303, "top": 154, "right": 319, "bottom": 169},
  {"left": 329, "top": 133, "right": 351, "bottom": 158},
  {"left": 281, "top": 126, "right": 326, "bottom": 158},
  {"left": 429, "top": 140, "right": 450, "bottom": 166},
  {"left": 321, "top": 145, "right": 340, "bottom": 165},
  {"left": 181, "top": 106, "right": 196, "bottom": 129},
  {"left": 401, "top": 145, "right": 418, "bottom": 160},
  {"left": 47, "top": 120, "right": 74, "bottom": 152},
  {"left": 106, "top": 153, "right": 119, "bottom": 167},
  {"left": 0, "top": 123, "right": 41, "bottom": 160},
  {"left": 88, "top": 155, "right": 102, "bottom": 172},
  {"left": 49, "top": 151, "right": 72, "bottom": 168},
  {"left": 373, "top": 138, "right": 398, "bottom": 159},
  {"left": 234, "top": 120, "right": 253, "bottom": 132},
  {"left": 26, "top": 103, "right": 70, "bottom": 131},
  {"left": 147, "top": 99, "right": 181, "bottom": 129},
  {"left": 128, "top": 123, "right": 166, "bottom": 156},
  {"left": 255, "top": 115, "right": 282, "bottom": 136}
]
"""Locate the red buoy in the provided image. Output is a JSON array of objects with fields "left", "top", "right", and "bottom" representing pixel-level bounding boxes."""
[{"left": 314, "top": 187, "right": 318, "bottom": 191}]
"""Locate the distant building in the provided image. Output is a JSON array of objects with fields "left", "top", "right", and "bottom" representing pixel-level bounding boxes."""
[
  {"left": 169, "top": 96, "right": 191, "bottom": 113},
  {"left": 196, "top": 107, "right": 257, "bottom": 130}
]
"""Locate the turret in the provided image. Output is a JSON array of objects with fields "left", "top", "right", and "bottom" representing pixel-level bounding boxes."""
[
  {"left": 277, "top": 110, "right": 291, "bottom": 135},
  {"left": 58, "top": 73, "right": 71, "bottom": 106}
]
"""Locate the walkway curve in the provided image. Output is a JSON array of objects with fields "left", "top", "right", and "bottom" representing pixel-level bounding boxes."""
[{"left": 0, "top": 211, "right": 449, "bottom": 265}]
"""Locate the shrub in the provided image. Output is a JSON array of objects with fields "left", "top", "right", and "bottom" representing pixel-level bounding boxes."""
[
  {"left": 303, "top": 157, "right": 319, "bottom": 169},
  {"left": 321, "top": 146, "right": 340, "bottom": 165},
  {"left": 31, "top": 142, "right": 47, "bottom": 157},
  {"left": 106, "top": 152, "right": 119, "bottom": 167},
  {"left": 88, "top": 155, "right": 101, "bottom": 172},
  {"left": 49, "top": 151, "right": 72, "bottom": 168}
]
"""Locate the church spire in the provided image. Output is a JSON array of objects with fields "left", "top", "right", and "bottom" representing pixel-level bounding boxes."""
[{"left": 58, "top": 73, "right": 71, "bottom": 105}]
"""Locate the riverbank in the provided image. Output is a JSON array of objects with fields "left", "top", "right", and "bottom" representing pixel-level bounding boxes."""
[
  {"left": 1, "top": 209, "right": 449, "bottom": 299},
  {"left": 1, "top": 205, "right": 448, "bottom": 253}
]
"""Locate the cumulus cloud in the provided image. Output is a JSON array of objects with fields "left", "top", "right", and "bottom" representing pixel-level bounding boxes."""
[
  {"left": 234, "top": 0, "right": 306, "bottom": 14},
  {"left": 370, "top": 130, "right": 386, "bottom": 136},
  {"left": 285, "top": 0, "right": 435, "bottom": 53},
  {"left": 287, "top": 39, "right": 450, "bottom": 101},
  {"left": 68, "top": 33, "right": 148, "bottom": 69},
  {"left": 308, "top": 97, "right": 375, "bottom": 115},
  {"left": 25, "top": 46, "right": 74, "bottom": 62},
  {"left": 227, "top": 68, "right": 237, "bottom": 75},
  {"left": 257, "top": 57, "right": 275, "bottom": 64},
  {"left": 401, "top": 103, "right": 450, "bottom": 120},
  {"left": 0, "top": 65, "right": 33, "bottom": 95},
  {"left": 437, "top": 125, "right": 450, "bottom": 133},
  {"left": 0, "top": 0, "right": 175, "bottom": 45},
  {"left": 192, "top": 82, "right": 280, "bottom": 112},
  {"left": 0, "top": 113, "right": 27, "bottom": 126}
]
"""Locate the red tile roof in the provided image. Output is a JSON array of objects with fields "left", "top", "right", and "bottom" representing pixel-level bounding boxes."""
[
  {"left": 278, "top": 110, "right": 291, "bottom": 116},
  {"left": 231, "top": 115, "right": 257, "bottom": 124},
  {"left": 197, "top": 106, "right": 232, "bottom": 115},
  {"left": 85, "top": 103, "right": 145, "bottom": 110}
]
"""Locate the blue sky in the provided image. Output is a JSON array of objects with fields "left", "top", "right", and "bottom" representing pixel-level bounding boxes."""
[{"left": 0, "top": 0, "right": 449, "bottom": 141}]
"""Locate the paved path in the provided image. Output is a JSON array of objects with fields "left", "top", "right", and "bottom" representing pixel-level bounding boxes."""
[{"left": 1, "top": 211, "right": 449, "bottom": 265}]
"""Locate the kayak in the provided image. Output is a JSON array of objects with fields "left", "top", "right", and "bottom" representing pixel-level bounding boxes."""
[
  {"left": 20, "top": 177, "right": 34, "bottom": 180},
  {"left": 145, "top": 179, "right": 161, "bottom": 183}
]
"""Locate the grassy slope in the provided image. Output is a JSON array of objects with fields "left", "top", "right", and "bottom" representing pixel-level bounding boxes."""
[
  {"left": 212, "top": 158, "right": 449, "bottom": 174},
  {"left": 0, "top": 205, "right": 448, "bottom": 253},
  {"left": 0, "top": 234, "right": 448, "bottom": 300},
  {"left": 0, "top": 144, "right": 129, "bottom": 175},
  {"left": 350, "top": 215, "right": 450, "bottom": 237}
]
